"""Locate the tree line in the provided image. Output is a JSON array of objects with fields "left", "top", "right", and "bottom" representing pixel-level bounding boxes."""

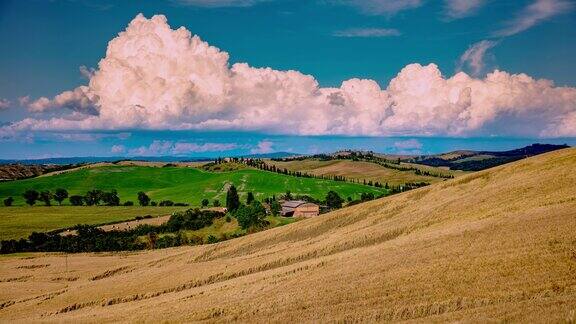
[
  {"left": 2, "top": 189, "right": 189, "bottom": 207},
  {"left": 0, "top": 209, "right": 226, "bottom": 254},
  {"left": 271, "top": 151, "right": 454, "bottom": 179}
]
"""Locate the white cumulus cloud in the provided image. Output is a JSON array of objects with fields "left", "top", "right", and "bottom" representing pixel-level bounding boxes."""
[
  {"left": 128, "top": 140, "right": 238, "bottom": 156},
  {"left": 250, "top": 140, "right": 274, "bottom": 154},
  {"left": 7, "top": 13, "right": 576, "bottom": 138},
  {"left": 111, "top": 144, "right": 126, "bottom": 154}
]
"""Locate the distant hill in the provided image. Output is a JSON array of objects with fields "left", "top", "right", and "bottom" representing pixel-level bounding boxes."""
[
  {"left": 411, "top": 143, "right": 569, "bottom": 171},
  {"left": 0, "top": 164, "right": 80, "bottom": 181},
  {"left": 0, "top": 148, "right": 573, "bottom": 322},
  {"left": 0, "top": 152, "right": 299, "bottom": 166}
]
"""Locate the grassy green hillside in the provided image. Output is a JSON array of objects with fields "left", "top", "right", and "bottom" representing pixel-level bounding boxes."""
[
  {"left": 0, "top": 206, "right": 187, "bottom": 240},
  {"left": 0, "top": 165, "right": 386, "bottom": 206}
]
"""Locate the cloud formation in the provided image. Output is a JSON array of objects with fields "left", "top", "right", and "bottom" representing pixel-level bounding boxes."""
[
  {"left": 173, "top": 0, "right": 268, "bottom": 7},
  {"left": 458, "top": 40, "right": 498, "bottom": 76},
  {"left": 334, "top": 0, "right": 423, "bottom": 15},
  {"left": 393, "top": 139, "right": 422, "bottom": 150},
  {"left": 494, "top": 0, "right": 573, "bottom": 37},
  {"left": 128, "top": 140, "right": 238, "bottom": 156},
  {"left": 444, "top": 0, "right": 485, "bottom": 19},
  {"left": 250, "top": 140, "right": 274, "bottom": 154},
  {"left": 111, "top": 144, "right": 126, "bottom": 154},
  {"left": 9, "top": 14, "right": 576, "bottom": 138},
  {"left": 333, "top": 28, "right": 401, "bottom": 37},
  {"left": 0, "top": 98, "right": 10, "bottom": 110}
]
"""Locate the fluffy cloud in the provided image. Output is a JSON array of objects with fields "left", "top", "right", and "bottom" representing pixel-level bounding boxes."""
[
  {"left": 0, "top": 98, "right": 10, "bottom": 110},
  {"left": 494, "top": 0, "right": 573, "bottom": 37},
  {"left": 250, "top": 140, "right": 274, "bottom": 154},
  {"left": 172, "top": 142, "right": 238, "bottom": 154},
  {"left": 458, "top": 40, "right": 498, "bottom": 76},
  {"left": 444, "top": 0, "right": 485, "bottom": 19},
  {"left": 9, "top": 14, "right": 576, "bottom": 138},
  {"left": 333, "top": 28, "right": 401, "bottom": 38},
  {"left": 128, "top": 140, "right": 238, "bottom": 156},
  {"left": 111, "top": 144, "right": 126, "bottom": 154}
]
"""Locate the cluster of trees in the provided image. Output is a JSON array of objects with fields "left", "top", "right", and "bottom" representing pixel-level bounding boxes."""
[
  {"left": 0, "top": 209, "right": 225, "bottom": 254},
  {"left": 3, "top": 189, "right": 189, "bottom": 207},
  {"left": 224, "top": 185, "right": 269, "bottom": 230}
]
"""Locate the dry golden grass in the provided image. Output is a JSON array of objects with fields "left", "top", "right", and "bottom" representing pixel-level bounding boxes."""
[
  {"left": 0, "top": 148, "right": 575, "bottom": 322},
  {"left": 268, "top": 159, "right": 465, "bottom": 185}
]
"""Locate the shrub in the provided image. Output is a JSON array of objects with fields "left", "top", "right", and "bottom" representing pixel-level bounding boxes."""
[
  {"left": 23, "top": 189, "right": 39, "bottom": 206},
  {"left": 206, "top": 235, "right": 219, "bottom": 244},
  {"left": 137, "top": 191, "right": 150, "bottom": 206},
  {"left": 225, "top": 215, "right": 232, "bottom": 223},
  {"left": 54, "top": 189, "right": 69, "bottom": 205},
  {"left": 201, "top": 199, "right": 209, "bottom": 207},
  {"left": 123, "top": 201, "right": 134, "bottom": 206},
  {"left": 226, "top": 185, "right": 240, "bottom": 212},
  {"left": 213, "top": 199, "right": 221, "bottom": 207},
  {"left": 3, "top": 197, "right": 14, "bottom": 207},
  {"left": 40, "top": 191, "right": 53, "bottom": 206},
  {"left": 246, "top": 192, "right": 255, "bottom": 205},
  {"left": 69, "top": 195, "right": 84, "bottom": 206},
  {"left": 174, "top": 202, "right": 189, "bottom": 206},
  {"left": 326, "top": 191, "right": 344, "bottom": 209},
  {"left": 150, "top": 201, "right": 157, "bottom": 206},
  {"left": 159, "top": 200, "right": 174, "bottom": 206}
]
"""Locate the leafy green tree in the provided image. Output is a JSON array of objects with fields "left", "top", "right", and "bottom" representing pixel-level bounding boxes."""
[
  {"left": 40, "top": 190, "right": 53, "bottom": 206},
  {"left": 235, "top": 201, "right": 266, "bottom": 230},
  {"left": 123, "top": 201, "right": 134, "bottom": 206},
  {"left": 213, "top": 199, "right": 221, "bottom": 207},
  {"left": 226, "top": 185, "right": 240, "bottom": 212},
  {"left": 137, "top": 191, "right": 150, "bottom": 206},
  {"left": 3, "top": 197, "right": 14, "bottom": 207},
  {"left": 102, "top": 190, "right": 120, "bottom": 206},
  {"left": 201, "top": 199, "right": 209, "bottom": 207},
  {"left": 54, "top": 188, "right": 69, "bottom": 205},
  {"left": 84, "top": 189, "right": 103, "bottom": 206},
  {"left": 270, "top": 200, "right": 281, "bottom": 216},
  {"left": 246, "top": 192, "right": 255, "bottom": 205},
  {"left": 283, "top": 190, "right": 293, "bottom": 200},
  {"left": 23, "top": 190, "right": 39, "bottom": 206},
  {"left": 325, "top": 191, "right": 344, "bottom": 209},
  {"left": 69, "top": 195, "right": 84, "bottom": 206}
]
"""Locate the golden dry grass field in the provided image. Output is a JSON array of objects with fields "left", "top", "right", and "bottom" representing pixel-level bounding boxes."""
[
  {"left": 0, "top": 148, "right": 575, "bottom": 322},
  {"left": 268, "top": 159, "right": 466, "bottom": 185}
]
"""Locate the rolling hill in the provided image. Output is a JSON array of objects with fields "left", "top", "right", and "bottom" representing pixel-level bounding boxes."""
[
  {"left": 0, "top": 148, "right": 575, "bottom": 322},
  {"left": 0, "top": 165, "right": 386, "bottom": 206},
  {"left": 412, "top": 143, "right": 569, "bottom": 171},
  {"left": 267, "top": 159, "right": 464, "bottom": 185}
]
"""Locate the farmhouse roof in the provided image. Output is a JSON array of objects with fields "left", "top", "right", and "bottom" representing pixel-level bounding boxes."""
[{"left": 282, "top": 200, "right": 309, "bottom": 208}]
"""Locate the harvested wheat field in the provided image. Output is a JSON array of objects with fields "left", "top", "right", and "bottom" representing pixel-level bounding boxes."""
[{"left": 1, "top": 148, "right": 575, "bottom": 322}]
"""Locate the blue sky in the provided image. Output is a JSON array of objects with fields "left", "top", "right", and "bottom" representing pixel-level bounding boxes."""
[{"left": 0, "top": 0, "right": 575, "bottom": 159}]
